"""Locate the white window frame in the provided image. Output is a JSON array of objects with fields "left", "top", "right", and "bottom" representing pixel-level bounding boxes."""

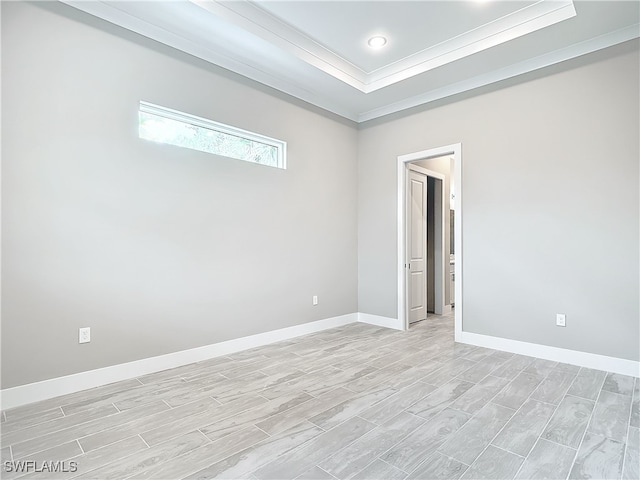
[{"left": 139, "top": 101, "right": 287, "bottom": 169}]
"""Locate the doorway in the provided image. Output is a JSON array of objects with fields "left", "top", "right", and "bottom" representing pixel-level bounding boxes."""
[
  {"left": 406, "top": 164, "right": 445, "bottom": 324},
  {"left": 397, "top": 143, "right": 462, "bottom": 340}
]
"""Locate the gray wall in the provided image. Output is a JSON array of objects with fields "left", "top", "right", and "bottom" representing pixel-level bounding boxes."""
[
  {"left": 358, "top": 40, "right": 640, "bottom": 362},
  {"left": 3, "top": 3, "right": 639, "bottom": 390},
  {"left": 1, "top": 2, "right": 358, "bottom": 388}
]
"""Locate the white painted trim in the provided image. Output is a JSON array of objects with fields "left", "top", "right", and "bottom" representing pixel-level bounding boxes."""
[
  {"left": 3, "top": 311, "right": 637, "bottom": 409},
  {"left": 358, "top": 312, "right": 403, "bottom": 331},
  {"left": 61, "top": 0, "right": 360, "bottom": 121},
  {"left": 189, "top": 0, "right": 367, "bottom": 91},
  {"left": 459, "top": 331, "right": 640, "bottom": 378},
  {"left": 0, "top": 313, "right": 357, "bottom": 410},
  {"left": 358, "top": 24, "right": 640, "bottom": 122},
  {"left": 453, "top": 144, "right": 462, "bottom": 343},
  {"left": 201, "top": 0, "right": 576, "bottom": 93},
  {"left": 398, "top": 144, "right": 462, "bottom": 338},
  {"left": 60, "top": 0, "right": 637, "bottom": 123},
  {"left": 366, "top": 0, "right": 576, "bottom": 92}
]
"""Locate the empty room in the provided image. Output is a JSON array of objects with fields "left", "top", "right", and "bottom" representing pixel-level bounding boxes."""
[{"left": 1, "top": 1, "right": 639, "bottom": 479}]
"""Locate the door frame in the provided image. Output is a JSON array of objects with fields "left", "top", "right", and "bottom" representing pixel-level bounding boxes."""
[
  {"left": 406, "top": 164, "right": 445, "bottom": 319},
  {"left": 397, "top": 143, "right": 462, "bottom": 340}
]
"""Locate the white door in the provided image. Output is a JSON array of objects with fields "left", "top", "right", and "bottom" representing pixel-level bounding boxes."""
[{"left": 407, "top": 168, "right": 427, "bottom": 323}]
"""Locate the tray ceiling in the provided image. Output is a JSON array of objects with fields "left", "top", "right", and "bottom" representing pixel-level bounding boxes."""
[{"left": 61, "top": 0, "right": 640, "bottom": 122}]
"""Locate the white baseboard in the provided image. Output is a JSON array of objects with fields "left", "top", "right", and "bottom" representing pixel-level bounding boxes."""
[
  {"left": 358, "top": 312, "right": 403, "bottom": 330},
  {"left": 0, "top": 313, "right": 358, "bottom": 410},
  {"left": 459, "top": 331, "right": 640, "bottom": 378},
  {"left": 5, "top": 315, "right": 636, "bottom": 409}
]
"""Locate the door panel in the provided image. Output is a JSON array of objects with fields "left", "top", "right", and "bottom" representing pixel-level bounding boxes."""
[
  {"left": 408, "top": 169, "right": 427, "bottom": 323},
  {"left": 410, "top": 271, "right": 425, "bottom": 310}
]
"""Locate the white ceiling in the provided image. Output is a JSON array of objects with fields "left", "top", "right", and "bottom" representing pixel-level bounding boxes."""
[
  {"left": 256, "top": 1, "right": 539, "bottom": 73},
  {"left": 63, "top": 0, "right": 640, "bottom": 123}
]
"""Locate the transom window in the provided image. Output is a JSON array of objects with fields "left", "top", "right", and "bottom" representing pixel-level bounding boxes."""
[{"left": 138, "top": 101, "right": 286, "bottom": 169}]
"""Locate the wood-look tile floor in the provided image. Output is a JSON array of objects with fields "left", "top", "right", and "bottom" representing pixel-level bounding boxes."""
[{"left": 2, "top": 314, "right": 639, "bottom": 479}]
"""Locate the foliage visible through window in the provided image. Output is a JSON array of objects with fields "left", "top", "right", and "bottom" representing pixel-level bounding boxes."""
[{"left": 138, "top": 102, "right": 286, "bottom": 169}]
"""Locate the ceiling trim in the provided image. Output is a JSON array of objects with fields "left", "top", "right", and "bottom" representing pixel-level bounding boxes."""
[
  {"left": 59, "top": 1, "right": 640, "bottom": 124},
  {"left": 189, "top": 0, "right": 367, "bottom": 91},
  {"left": 192, "top": 0, "right": 577, "bottom": 93},
  {"left": 366, "top": 0, "right": 577, "bottom": 91},
  {"left": 358, "top": 23, "right": 640, "bottom": 122},
  {"left": 61, "top": 0, "right": 360, "bottom": 120}
]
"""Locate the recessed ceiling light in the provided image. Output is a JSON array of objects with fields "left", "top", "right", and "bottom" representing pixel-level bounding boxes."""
[{"left": 367, "top": 36, "right": 387, "bottom": 49}]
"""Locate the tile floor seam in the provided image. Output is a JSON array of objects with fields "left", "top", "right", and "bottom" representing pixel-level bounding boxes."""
[
  {"left": 315, "top": 465, "right": 339, "bottom": 479},
  {"left": 350, "top": 456, "right": 386, "bottom": 478},
  {"left": 621, "top": 432, "right": 630, "bottom": 479},
  {"left": 619, "top": 378, "right": 636, "bottom": 480},
  {"left": 303, "top": 390, "right": 319, "bottom": 399},
  {"left": 488, "top": 442, "right": 526, "bottom": 458},
  {"left": 530, "top": 397, "right": 571, "bottom": 407},
  {"left": 1, "top": 411, "right": 68, "bottom": 437},
  {"left": 18, "top": 435, "right": 141, "bottom": 480},
  {"left": 138, "top": 433, "right": 150, "bottom": 448},
  {"left": 563, "top": 372, "right": 607, "bottom": 480},
  {"left": 7, "top": 410, "right": 124, "bottom": 457},
  {"left": 542, "top": 437, "right": 580, "bottom": 451},
  {"left": 561, "top": 389, "right": 596, "bottom": 402},
  {"left": 446, "top": 390, "right": 523, "bottom": 474},
  {"left": 378, "top": 455, "right": 411, "bottom": 475},
  {"left": 601, "top": 389, "right": 635, "bottom": 399},
  {"left": 196, "top": 427, "right": 211, "bottom": 443},
  {"left": 250, "top": 413, "right": 370, "bottom": 476},
  {"left": 253, "top": 424, "right": 272, "bottom": 437},
  {"left": 504, "top": 365, "right": 570, "bottom": 480},
  {"left": 74, "top": 430, "right": 127, "bottom": 453},
  {"left": 344, "top": 412, "right": 428, "bottom": 471},
  {"left": 313, "top": 410, "right": 392, "bottom": 471},
  {"left": 408, "top": 449, "right": 471, "bottom": 478}
]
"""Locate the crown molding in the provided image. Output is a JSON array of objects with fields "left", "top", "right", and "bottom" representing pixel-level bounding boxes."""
[
  {"left": 358, "top": 23, "right": 640, "bottom": 123},
  {"left": 61, "top": 0, "right": 361, "bottom": 120},
  {"left": 366, "top": 0, "right": 576, "bottom": 92},
  {"left": 189, "top": 0, "right": 368, "bottom": 91},
  {"left": 59, "top": 1, "right": 639, "bottom": 124},
  {"left": 191, "top": 0, "right": 576, "bottom": 94}
]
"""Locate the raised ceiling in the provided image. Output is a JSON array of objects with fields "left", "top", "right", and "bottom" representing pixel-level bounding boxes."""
[
  {"left": 256, "top": 1, "right": 539, "bottom": 73},
  {"left": 62, "top": 0, "right": 640, "bottom": 122}
]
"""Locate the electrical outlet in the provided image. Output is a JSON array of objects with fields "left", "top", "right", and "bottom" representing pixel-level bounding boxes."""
[
  {"left": 312, "top": 295, "right": 318, "bottom": 306},
  {"left": 556, "top": 314, "right": 566, "bottom": 327},
  {"left": 79, "top": 327, "right": 91, "bottom": 344}
]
